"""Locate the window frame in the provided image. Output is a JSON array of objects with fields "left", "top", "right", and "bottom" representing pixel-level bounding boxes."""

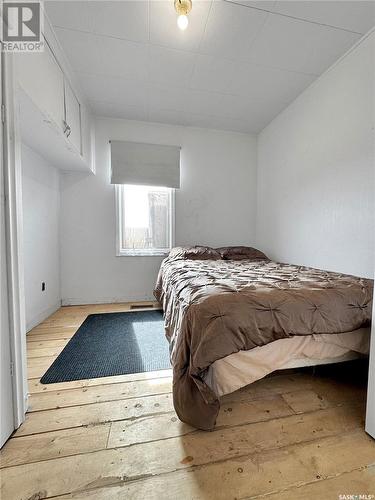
[{"left": 115, "top": 184, "right": 175, "bottom": 257}]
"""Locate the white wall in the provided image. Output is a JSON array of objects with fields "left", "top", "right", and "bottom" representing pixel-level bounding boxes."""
[
  {"left": 21, "top": 144, "right": 61, "bottom": 331},
  {"left": 61, "top": 118, "right": 257, "bottom": 304},
  {"left": 256, "top": 32, "right": 375, "bottom": 279}
]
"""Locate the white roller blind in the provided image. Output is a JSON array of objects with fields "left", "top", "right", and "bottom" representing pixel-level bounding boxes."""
[{"left": 110, "top": 140, "right": 180, "bottom": 188}]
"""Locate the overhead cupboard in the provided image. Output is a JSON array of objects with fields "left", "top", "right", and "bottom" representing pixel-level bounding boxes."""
[
  {"left": 15, "top": 29, "right": 94, "bottom": 172},
  {"left": 63, "top": 79, "right": 82, "bottom": 154}
]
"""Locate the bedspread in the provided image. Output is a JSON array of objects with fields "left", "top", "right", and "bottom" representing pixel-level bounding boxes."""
[{"left": 154, "top": 258, "right": 373, "bottom": 430}]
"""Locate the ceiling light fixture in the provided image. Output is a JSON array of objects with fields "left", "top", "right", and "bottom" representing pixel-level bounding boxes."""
[{"left": 174, "top": 0, "right": 192, "bottom": 31}]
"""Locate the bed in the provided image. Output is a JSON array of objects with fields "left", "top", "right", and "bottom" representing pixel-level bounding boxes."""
[{"left": 154, "top": 246, "right": 373, "bottom": 430}]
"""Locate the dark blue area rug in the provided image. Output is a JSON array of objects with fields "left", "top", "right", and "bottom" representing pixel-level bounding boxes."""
[{"left": 40, "top": 310, "right": 171, "bottom": 384}]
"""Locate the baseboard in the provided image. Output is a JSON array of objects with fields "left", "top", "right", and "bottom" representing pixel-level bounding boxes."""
[
  {"left": 61, "top": 294, "right": 156, "bottom": 306},
  {"left": 25, "top": 301, "right": 62, "bottom": 332}
]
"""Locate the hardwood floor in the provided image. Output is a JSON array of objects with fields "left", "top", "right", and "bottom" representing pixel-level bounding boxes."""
[{"left": 1, "top": 303, "right": 375, "bottom": 499}]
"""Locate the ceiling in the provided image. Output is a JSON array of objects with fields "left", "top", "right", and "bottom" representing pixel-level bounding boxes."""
[{"left": 45, "top": 0, "right": 375, "bottom": 134}]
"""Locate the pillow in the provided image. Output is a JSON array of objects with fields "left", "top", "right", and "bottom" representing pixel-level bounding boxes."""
[
  {"left": 168, "top": 246, "right": 221, "bottom": 261},
  {"left": 216, "top": 246, "right": 268, "bottom": 261}
]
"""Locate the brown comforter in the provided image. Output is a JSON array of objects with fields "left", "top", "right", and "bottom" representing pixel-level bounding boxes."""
[{"left": 154, "top": 258, "right": 373, "bottom": 430}]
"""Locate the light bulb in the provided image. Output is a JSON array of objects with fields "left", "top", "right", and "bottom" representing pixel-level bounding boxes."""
[{"left": 177, "top": 14, "right": 188, "bottom": 30}]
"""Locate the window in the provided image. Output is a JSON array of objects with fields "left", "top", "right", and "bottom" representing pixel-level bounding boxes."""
[{"left": 116, "top": 184, "right": 175, "bottom": 256}]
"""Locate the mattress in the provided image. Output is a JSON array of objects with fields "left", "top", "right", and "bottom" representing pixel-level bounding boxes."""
[{"left": 204, "top": 327, "right": 370, "bottom": 397}]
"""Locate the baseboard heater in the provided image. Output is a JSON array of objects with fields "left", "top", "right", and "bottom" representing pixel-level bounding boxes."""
[{"left": 130, "top": 303, "right": 160, "bottom": 310}]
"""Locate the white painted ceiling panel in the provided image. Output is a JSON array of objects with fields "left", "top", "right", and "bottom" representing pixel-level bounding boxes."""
[
  {"left": 227, "top": 62, "right": 315, "bottom": 102},
  {"left": 247, "top": 13, "right": 360, "bottom": 74},
  {"left": 45, "top": 0, "right": 375, "bottom": 134},
  {"left": 53, "top": 28, "right": 109, "bottom": 75},
  {"left": 55, "top": 28, "right": 149, "bottom": 80},
  {"left": 90, "top": 100, "right": 148, "bottom": 121},
  {"left": 190, "top": 54, "right": 237, "bottom": 93},
  {"left": 90, "top": 1, "right": 149, "bottom": 42},
  {"left": 148, "top": 46, "right": 197, "bottom": 86},
  {"left": 45, "top": 1, "right": 93, "bottom": 32},
  {"left": 100, "top": 36, "right": 149, "bottom": 80},
  {"left": 148, "top": 84, "right": 187, "bottom": 114},
  {"left": 148, "top": 108, "right": 195, "bottom": 127},
  {"left": 230, "top": 1, "right": 277, "bottom": 9},
  {"left": 47, "top": 0, "right": 149, "bottom": 41},
  {"left": 199, "top": 1, "right": 268, "bottom": 59},
  {"left": 272, "top": 1, "right": 375, "bottom": 34},
  {"left": 78, "top": 73, "right": 148, "bottom": 108},
  {"left": 184, "top": 89, "right": 247, "bottom": 119},
  {"left": 185, "top": 111, "right": 258, "bottom": 132}
]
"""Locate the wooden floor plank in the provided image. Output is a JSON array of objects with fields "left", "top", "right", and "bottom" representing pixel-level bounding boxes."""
[
  {"left": 28, "top": 372, "right": 314, "bottom": 412},
  {"left": 16, "top": 380, "right": 361, "bottom": 439},
  {"left": 50, "top": 449, "right": 375, "bottom": 500},
  {"left": 27, "top": 303, "right": 160, "bottom": 331},
  {"left": 1, "top": 303, "right": 373, "bottom": 500},
  {"left": 0, "top": 424, "right": 111, "bottom": 468},
  {"left": 14, "top": 393, "right": 175, "bottom": 437},
  {"left": 27, "top": 326, "right": 77, "bottom": 338},
  {"left": 28, "top": 369, "right": 173, "bottom": 394},
  {"left": 107, "top": 394, "right": 294, "bottom": 448},
  {"left": 252, "top": 466, "right": 375, "bottom": 500},
  {"left": 28, "top": 377, "right": 173, "bottom": 411},
  {"left": 3, "top": 395, "right": 294, "bottom": 467},
  {"left": 27, "top": 338, "right": 70, "bottom": 348},
  {"left": 26, "top": 331, "right": 75, "bottom": 343},
  {"left": 281, "top": 386, "right": 366, "bottom": 414},
  {"left": 224, "top": 374, "right": 366, "bottom": 411},
  {"left": 2, "top": 405, "right": 365, "bottom": 499},
  {"left": 3, "top": 429, "right": 374, "bottom": 500},
  {"left": 27, "top": 345, "right": 64, "bottom": 358},
  {"left": 28, "top": 356, "right": 58, "bottom": 379}
]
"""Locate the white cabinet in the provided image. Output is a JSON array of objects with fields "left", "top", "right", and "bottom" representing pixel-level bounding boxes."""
[
  {"left": 15, "top": 34, "right": 93, "bottom": 172},
  {"left": 16, "top": 39, "right": 65, "bottom": 130},
  {"left": 64, "top": 80, "right": 82, "bottom": 155}
]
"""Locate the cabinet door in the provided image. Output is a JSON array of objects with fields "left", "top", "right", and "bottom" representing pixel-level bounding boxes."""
[
  {"left": 16, "top": 38, "right": 65, "bottom": 130},
  {"left": 64, "top": 82, "right": 82, "bottom": 155}
]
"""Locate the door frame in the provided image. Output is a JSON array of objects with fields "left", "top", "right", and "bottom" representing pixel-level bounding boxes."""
[
  {"left": 365, "top": 296, "right": 375, "bottom": 438},
  {"left": 2, "top": 50, "right": 28, "bottom": 431}
]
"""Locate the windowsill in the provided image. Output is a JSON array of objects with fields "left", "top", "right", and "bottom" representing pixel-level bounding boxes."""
[{"left": 116, "top": 250, "right": 170, "bottom": 257}]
